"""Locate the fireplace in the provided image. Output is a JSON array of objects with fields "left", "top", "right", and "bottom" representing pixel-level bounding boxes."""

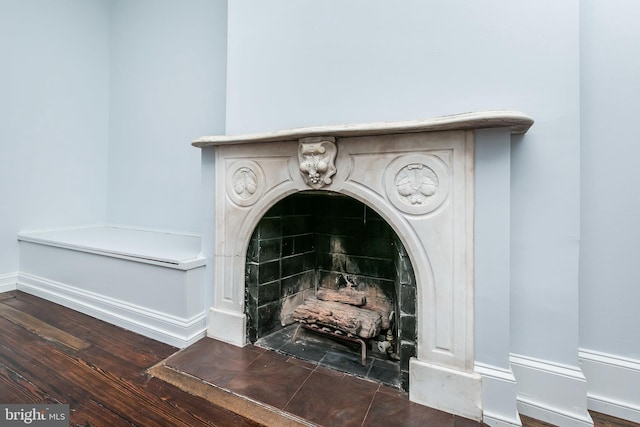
[{"left": 193, "top": 111, "right": 533, "bottom": 421}]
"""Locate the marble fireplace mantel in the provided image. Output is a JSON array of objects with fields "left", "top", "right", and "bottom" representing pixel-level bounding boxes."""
[
  {"left": 194, "top": 111, "right": 533, "bottom": 422},
  {"left": 193, "top": 110, "right": 532, "bottom": 147}
]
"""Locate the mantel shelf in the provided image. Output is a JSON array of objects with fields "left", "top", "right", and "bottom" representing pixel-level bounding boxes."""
[{"left": 192, "top": 110, "right": 533, "bottom": 148}]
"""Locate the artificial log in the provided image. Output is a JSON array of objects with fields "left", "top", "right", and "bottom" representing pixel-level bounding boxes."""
[
  {"left": 316, "top": 287, "right": 366, "bottom": 306},
  {"left": 362, "top": 295, "right": 393, "bottom": 329},
  {"left": 292, "top": 297, "right": 382, "bottom": 339}
]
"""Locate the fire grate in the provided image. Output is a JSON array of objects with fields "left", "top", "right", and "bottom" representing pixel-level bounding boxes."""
[{"left": 292, "top": 322, "right": 368, "bottom": 365}]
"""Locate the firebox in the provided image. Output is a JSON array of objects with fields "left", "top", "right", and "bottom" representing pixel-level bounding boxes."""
[{"left": 245, "top": 191, "right": 417, "bottom": 389}]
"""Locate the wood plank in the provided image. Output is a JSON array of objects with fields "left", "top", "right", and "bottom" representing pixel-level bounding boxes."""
[
  {"left": 0, "top": 303, "right": 261, "bottom": 427},
  {"left": 0, "top": 302, "right": 90, "bottom": 351},
  {"left": 64, "top": 359, "right": 194, "bottom": 427},
  {"left": 6, "top": 291, "right": 176, "bottom": 362},
  {"left": 521, "top": 411, "right": 639, "bottom": 427},
  {"left": 0, "top": 291, "right": 16, "bottom": 301},
  {"left": 591, "top": 412, "right": 640, "bottom": 427},
  {"left": 144, "top": 376, "right": 260, "bottom": 427},
  {"left": 0, "top": 318, "right": 92, "bottom": 406},
  {"left": 0, "top": 363, "right": 60, "bottom": 404},
  {"left": 0, "top": 318, "right": 195, "bottom": 426},
  {"left": 70, "top": 398, "right": 138, "bottom": 427},
  {"left": 73, "top": 344, "right": 154, "bottom": 386}
]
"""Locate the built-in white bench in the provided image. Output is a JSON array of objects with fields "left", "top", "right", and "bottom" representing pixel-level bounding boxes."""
[{"left": 16, "top": 225, "right": 208, "bottom": 347}]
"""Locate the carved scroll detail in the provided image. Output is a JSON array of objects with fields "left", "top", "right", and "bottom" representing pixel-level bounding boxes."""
[{"left": 298, "top": 137, "right": 337, "bottom": 189}]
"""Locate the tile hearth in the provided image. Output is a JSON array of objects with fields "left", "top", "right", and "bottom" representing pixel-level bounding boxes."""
[
  {"left": 256, "top": 323, "right": 402, "bottom": 388},
  {"left": 153, "top": 337, "right": 484, "bottom": 427}
]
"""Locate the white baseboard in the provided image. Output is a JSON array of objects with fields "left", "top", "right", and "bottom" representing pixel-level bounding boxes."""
[
  {"left": 17, "top": 272, "right": 207, "bottom": 348},
  {"left": 482, "top": 414, "right": 521, "bottom": 427},
  {"left": 579, "top": 348, "right": 640, "bottom": 423},
  {"left": 475, "top": 362, "right": 522, "bottom": 427},
  {"left": 510, "top": 353, "right": 594, "bottom": 426},
  {"left": 0, "top": 272, "right": 18, "bottom": 293}
]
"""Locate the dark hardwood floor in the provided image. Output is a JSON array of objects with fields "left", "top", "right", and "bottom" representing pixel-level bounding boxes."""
[
  {"left": 0, "top": 290, "right": 637, "bottom": 427},
  {"left": 0, "top": 290, "right": 259, "bottom": 426}
]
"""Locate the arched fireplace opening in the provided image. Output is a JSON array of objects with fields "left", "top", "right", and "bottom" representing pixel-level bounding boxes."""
[{"left": 244, "top": 190, "right": 417, "bottom": 390}]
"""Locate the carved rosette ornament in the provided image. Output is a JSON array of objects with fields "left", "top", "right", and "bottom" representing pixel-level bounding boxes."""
[
  {"left": 298, "top": 137, "right": 337, "bottom": 189},
  {"left": 232, "top": 167, "right": 258, "bottom": 199},
  {"left": 395, "top": 164, "right": 438, "bottom": 205},
  {"left": 226, "top": 160, "right": 264, "bottom": 207},
  {"left": 384, "top": 154, "right": 450, "bottom": 215}
]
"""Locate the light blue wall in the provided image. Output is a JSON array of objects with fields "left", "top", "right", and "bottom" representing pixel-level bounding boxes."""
[
  {"left": 579, "top": 1, "right": 640, "bottom": 360},
  {"left": 107, "top": 0, "right": 227, "bottom": 233},
  {"left": 0, "top": 0, "right": 110, "bottom": 274},
  {"left": 225, "top": 0, "right": 582, "bottom": 367}
]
